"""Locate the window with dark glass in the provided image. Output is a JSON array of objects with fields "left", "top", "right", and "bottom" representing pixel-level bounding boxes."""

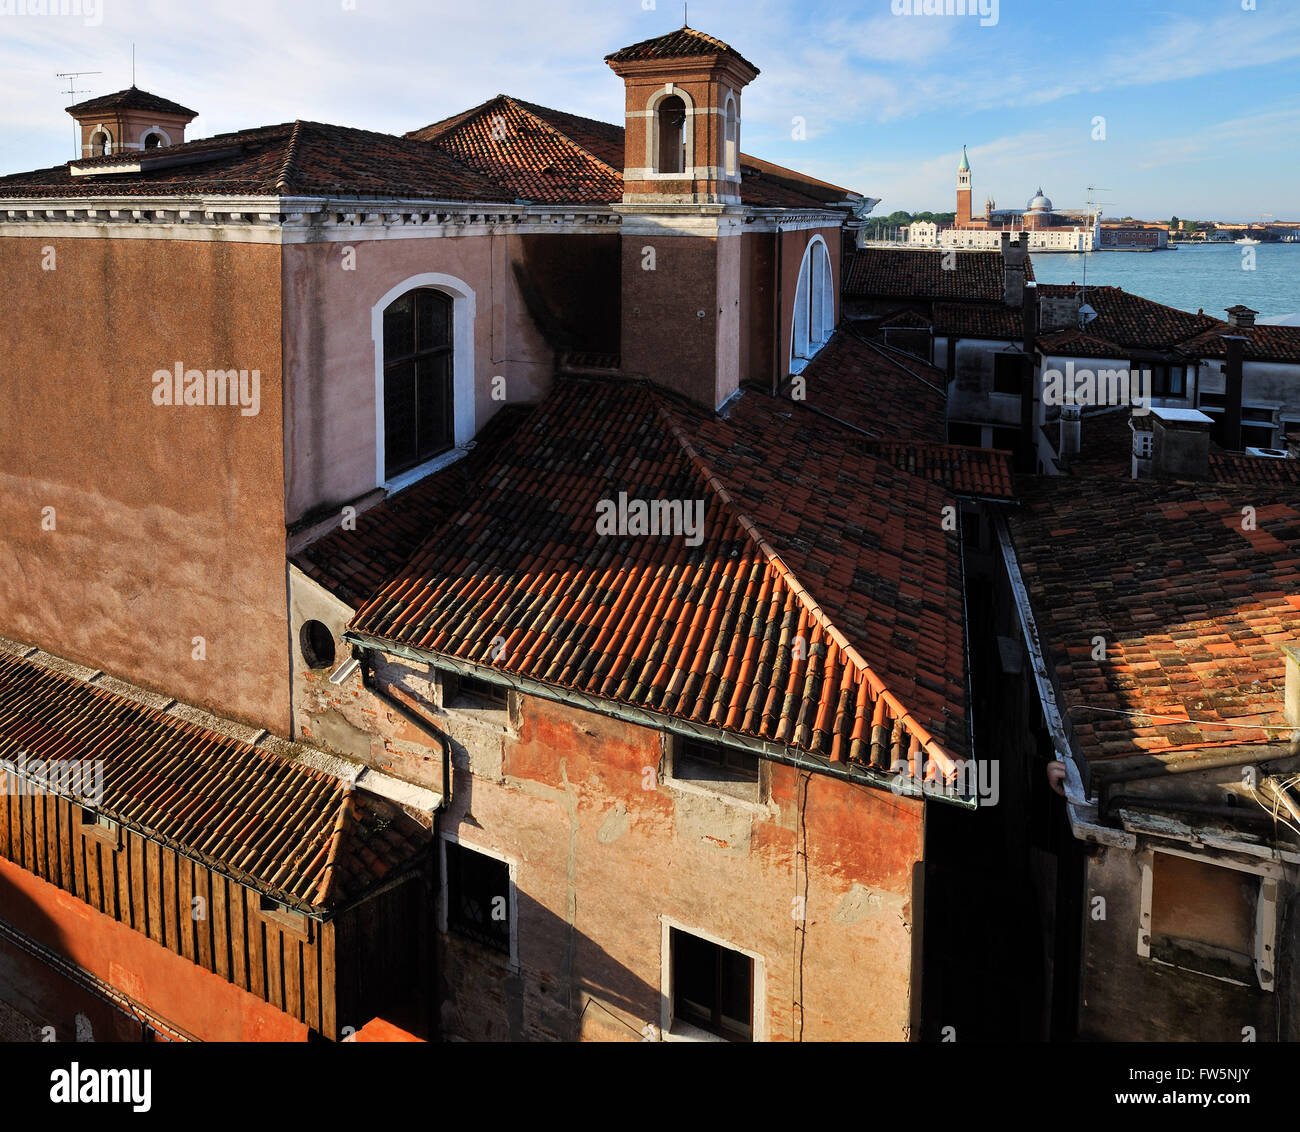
[
  {"left": 1137, "top": 361, "right": 1184, "bottom": 397},
  {"left": 993, "top": 352, "right": 1024, "bottom": 395},
  {"left": 671, "top": 928, "right": 753, "bottom": 1041},
  {"left": 673, "top": 738, "right": 760, "bottom": 802},
  {"left": 445, "top": 841, "right": 510, "bottom": 955},
  {"left": 383, "top": 288, "right": 454, "bottom": 478},
  {"left": 449, "top": 671, "right": 510, "bottom": 709},
  {"left": 656, "top": 96, "right": 687, "bottom": 174}
]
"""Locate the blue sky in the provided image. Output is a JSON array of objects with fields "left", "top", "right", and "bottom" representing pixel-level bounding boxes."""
[{"left": 2, "top": 0, "right": 1296, "bottom": 221}]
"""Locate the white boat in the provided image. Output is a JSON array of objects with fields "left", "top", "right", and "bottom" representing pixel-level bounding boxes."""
[{"left": 1235, "top": 236, "right": 1261, "bottom": 245}]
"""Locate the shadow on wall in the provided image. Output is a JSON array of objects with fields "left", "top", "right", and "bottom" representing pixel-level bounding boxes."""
[
  {"left": 435, "top": 757, "right": 662, "bottom": 1043},
  {"left": 0, "top": 869, "right": 144, "bottom": 1042}
]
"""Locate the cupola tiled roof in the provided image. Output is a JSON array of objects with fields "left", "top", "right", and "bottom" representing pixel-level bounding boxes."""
[
  {"left": 66, "top": 85, "right": 197, "bottom": 118},
  {"left": 344, "top": 378, "right": 970, "bottom": 783},
  {"left": 604, "top": 26, "right": 759, "bottom": 74},
  {"left": 0, "top": 647, "right": 429, "bottom": 913}
]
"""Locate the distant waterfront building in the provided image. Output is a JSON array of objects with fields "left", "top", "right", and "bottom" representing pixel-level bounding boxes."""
[{"left": 943, "top": 146, "right": 1097, "bottom": 252}]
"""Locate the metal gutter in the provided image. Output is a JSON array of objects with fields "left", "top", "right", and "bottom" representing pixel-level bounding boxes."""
[
  {"left": 344, "top": 630, "right": 978, "bottom": 809},
  {"left": 993, "top": 511, "right": 1135, "bottom": 848}
]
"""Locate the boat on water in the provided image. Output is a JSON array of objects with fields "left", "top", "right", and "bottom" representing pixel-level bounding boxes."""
[{"left": 1235, "top": 236, "right": 1261, "bottom": 246}]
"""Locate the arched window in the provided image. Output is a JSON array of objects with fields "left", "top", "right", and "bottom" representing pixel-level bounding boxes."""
[
  {"left": 382, "top": 288, "right": 454, "bottom": 478},
  {"left": 790, "top": 238, "right": 835, "bottom": 373},
  {"left": 656, "top": 95, "right": 687, "bottom": 174},
  {"left": 143, "top": 132, "right": 163, "bottom": 149},
  {"left": 724, "top": 97, "right": 738, "bottom": 178},
  {"left": 90, "top": 130, "right": 111, "bottom": 157}
]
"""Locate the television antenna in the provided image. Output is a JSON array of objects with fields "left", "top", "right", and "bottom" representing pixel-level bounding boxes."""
[{"left": 56, "top": 70, "right": 101, "bottom": 159}]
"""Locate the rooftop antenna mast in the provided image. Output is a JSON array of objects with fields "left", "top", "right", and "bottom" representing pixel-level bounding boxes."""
[
  {"left": 56, "top": 70, "right": 100, "bottom": 159},
  {"left": 1080, "top": 184, "right": 1110, "bottom": 323}
]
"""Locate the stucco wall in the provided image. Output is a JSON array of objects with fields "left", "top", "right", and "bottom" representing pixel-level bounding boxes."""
[
  {"left": 0, "top": 235, "right": 290, "bottom": 733},
  {"left": 290, "top": 617, "right": 925, "bottom": 1042},
  {"left": 281, "top": 230, "right": 566, "bottom": 523}
]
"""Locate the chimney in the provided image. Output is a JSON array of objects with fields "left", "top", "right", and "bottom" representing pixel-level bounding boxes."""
[
  {"left": 1221, "top": 335, "right": 1247, "bottom": 452},
  {"left": 1150, "top": 407, "right": 1213, "bottom": 479},
  {"left": 1001, "top": 232, "right": 1026, "bottom": 307},
  {"left": 1059, "top": 404, "right": 1081, "bottom": 465},
  {"left": 1226, "top": 305, "right": 1258, "bottom": 330}
]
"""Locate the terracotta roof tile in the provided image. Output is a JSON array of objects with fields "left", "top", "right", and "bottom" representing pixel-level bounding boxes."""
[
  {"left": 604, "top": 26, "right": 759, "bottom": 74},
  {"left": 347, "top": 379, "right": 969, "bottom": 780},
  {"left": 0, "top": 651, "right": 428, "bottom": 912},
  {"left": 931, "top": 302, "right": 1027, "bottom": 340},
  {"left": 1008, "top": 477, "right": 1300, "bottom": 766},
  {"left": 1034, "top": 284, "right": 1224, "bottom": 353},
  {"left": 793, "top": 330, "right": 948, "bottom": 441},
  {"left": 66, "top": 85, "right": 197, "bottom": 118},
  {"left": 845, "top": 248, "right": 1034, "bottom": 302},
  {"left": 294, "top": 405, "right": 530, "bottom": 608}
]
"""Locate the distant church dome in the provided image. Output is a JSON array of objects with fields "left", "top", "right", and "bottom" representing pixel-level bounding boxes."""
[{"left": 1026, "top": 187, "right": 1053, "bottom": 212}]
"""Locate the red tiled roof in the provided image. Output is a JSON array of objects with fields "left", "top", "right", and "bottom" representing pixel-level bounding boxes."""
[
  {"left": 1034, "top": 284, "right": 1224, "bottom": 353},
  {"left": 863, "top": 442, "right": 1015, "bottom": 499},
  {"left": 0, "top": 649, "right": 428, "bottom": 912},
  {"left": 407, "top": 94, "right": 850, "bottom": 210},
  {"left": 1179, "top": 323, "right": 1300, "bottom": 364},
  {"left": 0, "top": 120, "right": 509, "bottom": 202},
  {"left": 1008, "top": 477, "right": 1300, "bottom": 767},
  {"left": 405, "top": 95, "right": 623, "bottom": 205},
  {"left": 294, "top": 405, "right": 531, "bottom": 608},
  {"left": 1207, "top": 452, "right": 1300, "bottom": 487},
  {"left": 879, "top": 308, "right": 934, "bottom": 329},
  {"left": 1038, "top": 328, "right": 1128, "bottom": 358},
  {"left": 932, "top": 302, "right": 1026, "bottom": 340},
  {"left": 1066, "top": 409, "right": 1135, "bottom": 478},
  {"left": 845, "top": 248, "right": 1034, "bottom": 302},
  {"left": 4, "top": 95, "right": 852, "bottom": 212},
  {"left": 793, "top": 331, "right": 948, "bottom": 442},
  {"left": 66, "top": 85, "right": 197, "bottom": 118},
  {"left": 605, "top": 26, "right": 759, "bottom": 74},
  {"left": 347, "top": 378, "right": 968, "bottom": 779}
]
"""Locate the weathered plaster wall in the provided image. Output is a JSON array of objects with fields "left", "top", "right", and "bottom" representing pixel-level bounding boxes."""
[
  {"left": 294, "top": 641, "right": 925, "bottom": 1042},
  {"left": 0, "top": 235, "right": 290, "bottom": 734}
]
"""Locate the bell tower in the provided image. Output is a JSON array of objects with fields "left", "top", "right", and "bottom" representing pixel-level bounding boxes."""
[
  {"left": 605, "top": 26, "right": 758, "bottom": 207},
  {"left": 956, "top": 145, "right": 972, "bottom": 227},
  {"left": 605, "top": 26, "right": 760, "bottom": 409}
]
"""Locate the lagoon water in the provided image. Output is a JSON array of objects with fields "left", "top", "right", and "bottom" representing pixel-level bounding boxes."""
[{"left": 1027, "top": 242, "right": 1300, "bottom": 322}]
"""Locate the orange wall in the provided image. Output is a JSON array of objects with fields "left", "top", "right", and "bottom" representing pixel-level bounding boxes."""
[
  {"left": 0, "top": 235, "right": 290, "bottom": 734},
  {"left": 0, "top": 858, "right": 308, "bottom": 1042}
]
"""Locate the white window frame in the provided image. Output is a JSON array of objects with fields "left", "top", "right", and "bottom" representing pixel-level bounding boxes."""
[
  {"left": 1136, "top": 845, "right": 1279, "bottom": 991},
  {"left": 371, "top": 272, "right": 476, "bottom": 493},
  {"left": 723, "top": 94, "right": 738, "bottom": 179},
  {"left": 439, "top": 833, "right": 519, "bottom": 972},
  {"left": 140, "top": 126, "right": 172, "bottom": 149},
  {"left": 88, "top": 125, "right": 112, "bottom": 157},
  {"left": 789, "top": 236, "right": 834, "bottom": 374},
  {"left": 660, "top": 916, "right": 766, "bottom": 1042}
]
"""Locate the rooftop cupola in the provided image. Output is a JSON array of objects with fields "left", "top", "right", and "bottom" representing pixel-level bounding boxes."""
[
  {"left": 605, "top": 25, "right": 758, "bottom": 206},
  {"left": 66, "top": 86, "right": 198, "bottom": 158}
]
